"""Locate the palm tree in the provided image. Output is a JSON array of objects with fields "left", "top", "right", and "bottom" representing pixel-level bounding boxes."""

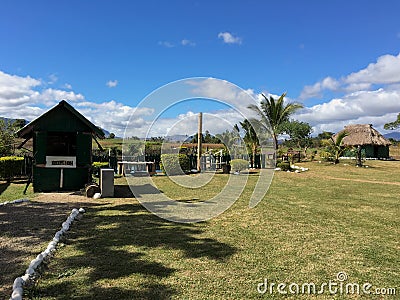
[
  {"left": 328, "top": 131, "right": 348, "bottom": 164},
  {"left": 239, "top": 119, "right": 259, "bottom": 168},
  {"left": 248, "top": 93, "right": 304, "bottom": 150}
]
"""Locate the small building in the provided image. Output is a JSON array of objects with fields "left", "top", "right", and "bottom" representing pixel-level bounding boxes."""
[
  {"left": 16, "top": 100, "right": 105, "bottom": 192},
  {"left": 333, "top": 124, "right": 391, "bottom": 159}
]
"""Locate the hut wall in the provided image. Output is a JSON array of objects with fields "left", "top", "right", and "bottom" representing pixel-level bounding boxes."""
[
  {"left": 364, "top": 145, "right": 375, "bottom": 158},
  {"left": 32, "top": 111, "right": 93, "bottom": 192},
  {"left": 342, "top": 145, "right": 390, "bottom": 159},
  {"left": 377, "top": 145, "right": 389, "bottom": 158}
]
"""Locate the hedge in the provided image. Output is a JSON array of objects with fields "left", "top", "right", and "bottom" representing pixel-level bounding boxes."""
[
  {"left": 92, "top": 162, "right": 110, "bottom": 177},
  {"left": 0, "top": 156, "right": 24, "bottom": 180},
  {"left": 160, "top": 154, "right": 190, "bottom": 175},
  {"left": 230, "top": 159, "right": 249, "bottom": 173}
]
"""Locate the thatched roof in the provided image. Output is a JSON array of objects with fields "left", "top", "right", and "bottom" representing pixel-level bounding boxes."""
[{"left": 332, "top": 124, "right": 391, "bottom": 147}]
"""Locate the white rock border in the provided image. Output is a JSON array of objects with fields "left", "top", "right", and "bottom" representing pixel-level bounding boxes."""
[
  {"left": 274, "top": 165, "right": 309, "bottom": 173},
  {"left": 0, "top": 199, "right": 30, "bottom": 207},
  {"left": 9, "top": 207, "right": 86, "bottom": 300}
]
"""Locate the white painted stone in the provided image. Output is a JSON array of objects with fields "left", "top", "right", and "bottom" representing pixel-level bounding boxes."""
[
  {"left": 21, "top": 274, "right": 30, "bottom": 282},
  {"left": 26, "top": 267, "right": 34, "bottom": 275},
  {"left": 10, "top": 207, "right": 85, "bottom": 300},
  {"left": 36, "top": 254, "right": 43, "bottom": 261},
  {"left": 93, "top": 193, "right": 101, "bottom": 199},
  {"left": 78, "top": 208, "right": 85, "bottom": 213},
  {"left": 11, "top": 287, "right": 23, "bottom": 300},
  {"left": 12, "top": 277, "right": 23, "bottom": 289}
]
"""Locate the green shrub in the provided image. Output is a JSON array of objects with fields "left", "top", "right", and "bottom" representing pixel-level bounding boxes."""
[
  {"left": 230, "top": 159, "right": 249, "bottom": 173},
  {"left": 92, "top": 162, "right": 109, "bottom": 177},
  {"left": 276, "top": 161, "right": 291, "bottom": 171},
  {"left": 160, "top": 154, "right": 190, "bottom": 175},
  {"left": 319, "top": 150, "right": 334, "bottom": 162},
  {"left": 0, "top": 156, "right": 24, "bottom": 180}
]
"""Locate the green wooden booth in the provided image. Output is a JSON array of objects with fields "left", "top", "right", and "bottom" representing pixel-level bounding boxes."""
[{"left": 17, "top": 100, "right": 105, "bottom": 192}]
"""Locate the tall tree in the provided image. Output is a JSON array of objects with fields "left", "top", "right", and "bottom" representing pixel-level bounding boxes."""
[
  {"left": 384, "top": 113, "right": 400, "bottom": 130},
  {"left": 0, "top": 119, "right": 16, "bottom": 156},
  {"left": 248, "top": 93, "right": 303, "bottom": 150},
  {"left": 281, "top": 120, "right": 313, "bottom": 156},
  {"left": 239, "top": 119, "right": 259, "bottom": 168},
  {"left": 215, "top": 128, "right": 241, "bottom": 154},
  {"left": 317, "top": 131, "right": 335, "bottom": 140}
]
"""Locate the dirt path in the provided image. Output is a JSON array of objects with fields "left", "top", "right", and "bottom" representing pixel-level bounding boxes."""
[{"left": 0, "top": 193, "right": 100, "bottom": 300}]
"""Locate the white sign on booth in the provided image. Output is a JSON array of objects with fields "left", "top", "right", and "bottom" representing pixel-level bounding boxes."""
[{"left": 45, "top": 156, "right": 77, "bottom": 168}]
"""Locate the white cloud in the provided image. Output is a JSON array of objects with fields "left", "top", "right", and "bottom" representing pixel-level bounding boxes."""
[
  {"left": 299, "top": 76, "right": 340, "bottom": 99},
  {"left": 296, "top": 53, "right": 400, "bottom": 134},
  {"left": 295, "top": 88, "right": 400, "bottom": 134},
  {"left": 181, "top": 39, "right": 196, "bottom": 46},
  {"left": 106, "top": 80, "right": 118, "bottom": 88},
  {"left": 158, "top": 41, "right": 174, "bottom": 48},
  {"left": 64, "top": 83, "right": 72, "bottom": 89},
  {"left": 0, "top": 70, "right": 140, "bottom": 136},
  {"left": 0, "top": 70, "right": 86, "bottom": 122},
  {"left": 218, "top": 32, "right": 242, "bottom": 44},
  {"left": 345, "top": 53, "right": 400, "bottom": 85},
  {"left": 75, "top": 100, "right": 155, "bottom": 137},
  {"left": 0, "top": 71, "right": 41, "bottom": 105},
  {"left": 186, "top": 78, "right": 258, "bottom": 115},
  {"left": 300, "top": 52, "right": 400, "bottom": 100},
  {"left": 146, "top": 109, "right": 244, "bottom": 138},
  {"left": 48, "top": 73, "right": 58, "bottom": 84}
]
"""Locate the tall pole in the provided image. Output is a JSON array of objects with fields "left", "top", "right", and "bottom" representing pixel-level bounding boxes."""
[{"left": 197, "top": 112, "right": 202, "bottom": 172}]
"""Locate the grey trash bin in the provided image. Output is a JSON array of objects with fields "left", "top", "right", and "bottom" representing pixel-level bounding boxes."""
[{"left": 100, "top": 168, "right": 114, "bottom": 197}]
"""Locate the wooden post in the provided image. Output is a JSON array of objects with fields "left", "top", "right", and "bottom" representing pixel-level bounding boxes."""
[
  {"left": 197, "top": 112, "right": 202, "bottom": 172},
  {"left": 356, "top": 145, "right": 362, "bottom": 167}
]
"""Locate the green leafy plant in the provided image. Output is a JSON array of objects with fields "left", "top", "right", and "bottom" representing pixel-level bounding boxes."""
[
  {"left": 160, "top": 154, "right": 190, "bottom": 175},
  {"left": 230, "top": 159, "right": 249, "bottom": 173},
  {"left": 276, "top": 161, "right": 291, "bottom": 171},
  {"left": 322, "top": 131, "right": 349, "bottom": 164},
  {"left": 92, "top": 162, "right": 109, "bottom": 177}
]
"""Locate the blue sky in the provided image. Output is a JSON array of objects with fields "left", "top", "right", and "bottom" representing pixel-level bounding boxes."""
[{"left": 1, "top": 0, "right": 400, "bottom": 137}]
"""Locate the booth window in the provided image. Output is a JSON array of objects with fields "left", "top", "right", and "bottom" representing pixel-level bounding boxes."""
[{"left": 47, "top": 132, "right": 77, "bottom": 156}]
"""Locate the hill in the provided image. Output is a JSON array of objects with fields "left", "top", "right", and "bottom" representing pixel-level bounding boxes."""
[{"left": 384, "top": 132, "right": 400, "bottom": 141}]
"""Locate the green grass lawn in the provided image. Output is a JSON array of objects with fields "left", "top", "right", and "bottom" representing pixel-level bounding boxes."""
[
  {"left": 0, "top": 179, "right": 34, "bottom": 202},
  {"left": 18, "top": 161, "right": 400, "bottom": 299}
]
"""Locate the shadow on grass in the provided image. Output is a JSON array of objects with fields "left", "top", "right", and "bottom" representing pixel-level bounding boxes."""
[
  {"left": 34, "top": 202, "right": 236, "bottom": 299},
  {"left": 114, "top": 184, "right": 134, "bottom": 198},
  {"left": 0, "top": 181, "right": 10, "bottom": 196},
  {"left": 0, "top": 199, "right": 100, "bottom": 299}
]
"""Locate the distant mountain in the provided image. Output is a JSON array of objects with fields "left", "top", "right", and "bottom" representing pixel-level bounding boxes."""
[
  {"left": 101, "top": 128, "right": 111, "bottom": 137},
  {"left": 0, "top": 117, "right": 28, "bottom": 127},
  {"left": 384, "top": 132, "right": 400, "bottom": 141},
  {"left": 165, "top": 135, "right": 189, "bottom": 142}
]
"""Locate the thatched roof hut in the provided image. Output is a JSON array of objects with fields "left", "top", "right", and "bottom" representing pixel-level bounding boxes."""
[{"left": 333, "top": 124, "right": 391, "bottom": 159}]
